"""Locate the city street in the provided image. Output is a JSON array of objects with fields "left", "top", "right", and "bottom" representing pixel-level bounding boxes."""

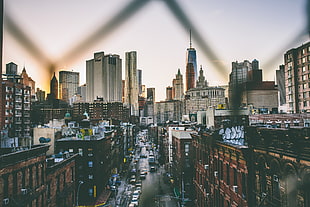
[{"left": 111, "top": 133, "right": 178, "bottom": 207}]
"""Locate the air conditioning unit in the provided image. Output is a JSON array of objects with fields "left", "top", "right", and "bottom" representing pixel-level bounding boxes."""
[
  {"left": 3, "top": 198, "right": 9, "bottom": 205},
  {"left": 233, "top": 185, "right": 238, "bottom": 193},
  {"left": 214, "top": 171, "right": 218, "bottom": 177},
  {"left": 204, "top": 164, "right": 209, "bottom": 170},
  {"left": 21, "top": 188, "right": 28, "bottom": 195}
]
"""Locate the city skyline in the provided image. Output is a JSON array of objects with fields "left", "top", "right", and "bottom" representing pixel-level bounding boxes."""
[{"left": 2, "top": 0, "right": 308, "bottom": 101}]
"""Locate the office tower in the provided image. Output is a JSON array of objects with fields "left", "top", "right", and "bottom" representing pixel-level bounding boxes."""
[
  {"left": 138, "top": 69, "right": 142, "bottom": 96},
  {"left": 59, "top": 70, "right": 79, "bottom": 103},
  {"left": 276, "top": 65, "right": 286, "bottom": 112},
  {"left": 124, "top": 51, "right": 139, "bottom": 116},
  {"left": 141, "top": 85, "right": 146, "bottom": 98},
  {"left": 86, "top": 52, "right": 122, "bottom": 102},
  {"left": 147, "top": 88, "right": 155, "bottom": 103},
  {"left": 172, "top": 69, "right": 184, "bottom": 100},
  {"left": 228, "top": 60, "right": 253, "bottom": 109},
  {"left": 284, "top": 41, "right": 310, "bottom": 113},
  {"left": 166, "top": 86, "right": 173, "bottom": 101},
  {"left": 50, "top": 72, "right": 58, "bottom": 99},
  {"left": 186, "top": 63, "right": 195, "bottom": 91},
  {"left": 36, "top": 88, "right": 46, "bottom": 102},
  {"left": 186, "top": 30, "right": 197, "bottom": 83},
  {"left": 77, "top": 84, "right": 87, "bottom": 102}
]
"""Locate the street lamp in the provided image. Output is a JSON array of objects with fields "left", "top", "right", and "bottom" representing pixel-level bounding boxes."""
[{"left": 76, "top": 180, "right": 84, "bottom": 207}]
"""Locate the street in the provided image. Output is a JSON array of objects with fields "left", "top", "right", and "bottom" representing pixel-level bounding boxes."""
[{"left": 111, "top": 131, "right": 178, "bottom": 207}]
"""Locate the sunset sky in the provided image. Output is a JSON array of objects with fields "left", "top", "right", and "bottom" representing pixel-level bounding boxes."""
[{"left": 3, "top": 0, "right": 309, "bottom": 101}]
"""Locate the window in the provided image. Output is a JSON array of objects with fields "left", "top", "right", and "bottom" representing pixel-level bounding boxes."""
[
  {"left": 304, "top": 101, "right": 308, "bottom": 107},
  {"left": 69, "top": 148, "right": 73, "bottom": 153},
  {"left": 88, "top": 188, "right": 93, "bottom": 197},
  {"left": 226, "top": 164, "right": 230, "bottom": 185},
  {"left": 88, "top": 161, "right": 93, "bottom": 168},
  {"left": 78, "top": 148, "right": 83, "bottom": 156},
  {"left": 184, "top": 144, "right": 189, "bottom": 153}
]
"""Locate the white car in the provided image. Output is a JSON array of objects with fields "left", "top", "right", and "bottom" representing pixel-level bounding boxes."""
[
  {"left": 135, "top": 186, "right": 142, "bottom": 193},
  {"left": 131, "top": 198, "right": 139, "bottom": 206},
  {"left": 132, "top": 190, "right": 140, "bottom": 199}
]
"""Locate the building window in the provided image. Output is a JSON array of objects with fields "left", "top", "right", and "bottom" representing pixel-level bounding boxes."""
[
  {"left": 69, "top": 148, "right": 73, "bottom": 153},
  {"left": 88, "top": 188, "right": 93, "bottom": 197},
  {"left": 184, "top": 144, "right": 189, "bottom": 153},
  {"left": 78, "top": 148, "right": 83, "bottom": 156},
  {"left": 226, "top": 164, "right": 230, "bottom": 185},
  {"left": 242, "top": 173, "right": 247, "bottom": 199},
  {"left": 88, "top": 161, "right": 93, "bottom": 168},
  {"left": 233, "top": 168, "right": 238, "bottom": 186},
  {"left": 303, "top": 66, "right": 306, "bottom": 72},
  {"left": 304, "top": 101, "right": 308, "bottom": 107},
  {"left": 71, "top": 167, "right": 74, "bottom": 182}
]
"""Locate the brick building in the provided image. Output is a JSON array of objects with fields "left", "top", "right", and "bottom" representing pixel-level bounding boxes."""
[
  {"left": 55, "top": 132, "right": 113, "bottom": 206},
  {"left": 171, "top": 129, "right": 195, "bottom": 206},
  {"left": 192, "top": 131, "right": 252, "bottom": 207},
  {"left": 248, "top": 126, "right": 310, "bottom": 207},
  {"left": 0, "top": 145, "right": 49, "bottom": 207},
  {"left": 46, "top": 153, "right": 78, "bottom": 207}
]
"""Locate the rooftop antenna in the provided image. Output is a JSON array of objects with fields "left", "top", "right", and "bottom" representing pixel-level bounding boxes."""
[{"left": 189, "top": 29, "right": 192, "bottom": 48}]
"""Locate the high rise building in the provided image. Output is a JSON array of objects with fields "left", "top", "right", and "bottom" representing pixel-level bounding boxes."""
[
  {"left": 59, "top": 70, "right": 79, "bottom": 103},
  {"left": 166, "top": 86, "right": 173, "bottom": 101},
  {"left": 86, "top": 52, "right": 122, "bottom": 102},
  {"left": 0, "top": 62, "right": 31, "bottom": 146},
  {"left": 147, "top": 88, "right": 155, "bottom": 103},
  {"left": 138, "top": 69, "right": 142, "bottom": 96},
  {"left": 50, "top": 72, "right": 58, "bottom": 100},
  {"left": 186, "top": 63, "right": 195, "bottom": 91},
  {"left": 228, "top": 60, "right": 259, "bottom": 109},
  {"left": 124, "top": 51, "right": 139, "bottom": 116},
  {"left": 185, "top": 30, "right": 197, "bottom": 94},
  {"left": 284, "top": 41, "right": 310, "bottom": 113},
  {"left": 172, "top": 69, "right": 184, "bottom": 100},
  {"left": 276, "top": 65, "right": 286, "bottom": 113}
]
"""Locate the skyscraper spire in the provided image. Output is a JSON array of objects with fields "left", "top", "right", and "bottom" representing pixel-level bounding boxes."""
[{"left": 189, "top": 29, "right": 192, "bottom": 48}]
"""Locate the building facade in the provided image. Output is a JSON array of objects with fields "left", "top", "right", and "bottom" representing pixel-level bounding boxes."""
[
  {"left": 86, "top": 52, "right": 122, "bottom": 103},
  {"left": 124, "top": 51, "right": 139, "bottom": 116},
  {"left": 0, "top": 63, "right": 32, "bottom": 147},
  {"left": 248, "top": 126, "right": 310, "bottom": 207},
  {"left": 284, "top": 41, "right": 310, "bottom": 113},
  {"left": 155, "top": 100, "right": 183, "bottom": 124},
  {"left": 0, "top": 145, "right": 49, "bottom": 207},
  {"left": 172, "top": 69, "right": 184, "bottom": 101},
  {"left": 59, "top": 70, "right": 79, "bottom": 104}
]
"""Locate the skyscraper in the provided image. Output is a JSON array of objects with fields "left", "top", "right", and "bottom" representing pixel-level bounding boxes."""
[
  {"left": 284, "top": 41, "right": 310, "bottom": 113},
  {"left": 50, "top": 72, "right": 58, "bottom": 99},
  {"left": 86, "top": 52, "right": 122, "bottom": 102},
  {"left": 172, "top": 69, "right": 184, "bottom": 100},
  {"left": 147, "top": 88, "right": 155, "bottom": 103},
  {"left": 138, "top": 69, "right": 142, "bottom": 96},
  {"left": 59, "top": 70, "right": 79, "bottom": 103},
  {"left": 124, "top": 51, "right": 139, "bottom": 116},
  {"left": 166, "top": 86, "right": 173, "bottom": 101},
  {"left": 186, "top": 63, "right": 195, "bottom": 91},
  {"left": 186, "top": 30, "right": 197, "bottom": 85}
]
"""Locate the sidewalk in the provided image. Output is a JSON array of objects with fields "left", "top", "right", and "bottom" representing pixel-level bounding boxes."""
[{"left": 94, "top": 189, "right": 112, "bottom": 207}]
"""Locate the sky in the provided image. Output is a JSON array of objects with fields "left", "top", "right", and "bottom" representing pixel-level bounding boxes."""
[{"left": 2, "top": 0, "right": 309, "bottom": 101}]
